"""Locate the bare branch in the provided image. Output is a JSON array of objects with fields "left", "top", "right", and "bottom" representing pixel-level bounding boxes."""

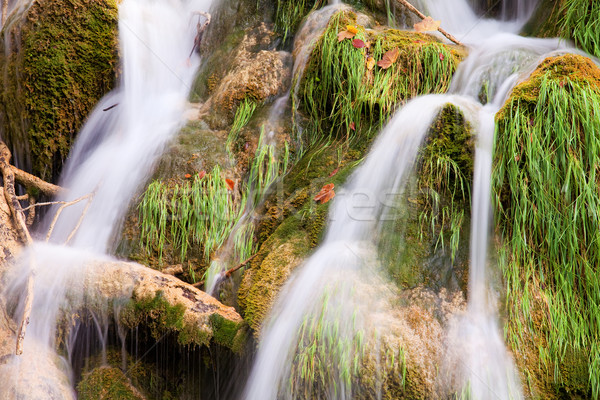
[
  {"left": 394, "top": 0, "right": 463, "bottom": 46},
  {"left": 45, "top": 193, "right": 94, "bottom": 242}
]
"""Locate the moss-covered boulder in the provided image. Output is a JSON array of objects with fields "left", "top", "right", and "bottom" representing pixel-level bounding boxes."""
[
  {"left": 0, "top": 0, "right": 118, "bottom": 182},
  {"left": 298, "top": 10, "right": 466, "bottom": 140},
  {"left": 494, "top": 54, "right": 600, "bottom": 398}
]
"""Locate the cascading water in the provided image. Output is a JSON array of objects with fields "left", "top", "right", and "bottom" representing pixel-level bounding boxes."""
[
  {"left": 1, "top": 0, "right": 213, "bottom": 397},
  {"left": 244, "top": 0, "right": 575, "bottom": 399}
]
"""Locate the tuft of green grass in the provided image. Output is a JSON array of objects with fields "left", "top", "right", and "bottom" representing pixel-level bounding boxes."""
[
  {"left": 297, "top": 11, "right": 463, "bottom": 145},
  {"left": 227, "top": 98, "right": 257, "bottom": 159},
  {"left": 559, "top": 0, "right": 600, "bottom": 58},
  {"left": 494, "top": 54, "right": 600, "bottom": 397},
  {"left": 138, "top": 166, "right": 244, "bottom": 263}
]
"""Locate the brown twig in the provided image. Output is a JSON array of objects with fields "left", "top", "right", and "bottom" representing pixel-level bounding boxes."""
[
  {"left": 394, "top": 0, "right": 463, "bottom": 46},
  {"left": 192, "top": 254, "right": 257, "bottom": 289}
]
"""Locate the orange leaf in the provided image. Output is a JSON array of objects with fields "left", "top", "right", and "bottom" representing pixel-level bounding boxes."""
[
  {"left": 225, "top": 179, "right": 235, "bottom": 191},
  {"left": 377, "top": 48, "right": 399, "bottom": 69},
  {"left": 198, "top": 170, "right": 206, "bottom": 179},
  {"left": 184, "top": 173, "right": 192, "bottom": 179},
  {"left": 346, "top": 25, "right": 359, "bottom": 34},
  {"left": 338, "top": 30, "right": 356, "bottom": 41},
  {"left": 329, "top": 168, "right": 339, "bottom": 177},
  {"left": 314, "top": 183, "right": 335, "bottom": 204},
  {"left": 414, "top": 16, "right": 441, "bottom": 32},
  {"left": 366, "top": 56, "right": 375, "bottom": 70}
]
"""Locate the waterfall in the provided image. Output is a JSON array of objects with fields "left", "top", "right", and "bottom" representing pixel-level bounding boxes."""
[
  {"left": 1, "top": 0, "right": 213, "bottom": 397},
  {"left": 244, "top": 1, "right": 573, "bottom": 398}
]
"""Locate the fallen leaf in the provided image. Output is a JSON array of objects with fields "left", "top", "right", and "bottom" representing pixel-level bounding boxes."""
[
  {"left": 439, "top": 52, "right": 445, "bottom": 61},
  {"left": 338, "top": 30, "right": 356, "bottom": 41},
  {"left": 198, "top": 170, "right": 206, "bottom": 179},
  {"left": 414, "top": 16, "right": 441, "bottom": 32},
  {"left": 349, "top": 122, "right": 356, "bottom": 131},
  {"left": 414, "top": 40, "right": 425, "bottom": 44},
  {"left": 346, "top": 25, "right": 359, "bottom": 34},
  {"left": 377, "top": 48, "right": 399, "bottom": 69},
  {"left": 352, "top": 39, "right": 366, "bottom": 48},
  {"left": 225, "top": 179, "right": 235, "bottom": 191},
  {"left": 366, "top": 56, "right": 375, "bottom": 70},
  {"left": 184, "top": 173, "right": 192, "bottom": 179},
  {"left": 329, "top": 168, "right": 339, "bottom": 177},
  {"left": 314, "top": 183, "right": 335, "bottom": 204}
]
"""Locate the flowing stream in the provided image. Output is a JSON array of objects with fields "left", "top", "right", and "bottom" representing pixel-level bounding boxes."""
[
  {"left": 1, "top": 0, "right": 213, "bottom": 397},
  {"left": 244, "top": 0, "right": 571, "bottom": 399}
]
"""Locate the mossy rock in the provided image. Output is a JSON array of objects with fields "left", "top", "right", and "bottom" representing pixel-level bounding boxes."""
[
  {"left": 77, "top": 367, "right": 146, "bottom": 400},
  {"left": 494, "top": 54, "right": 600, "bottom": 398},
  {"left": 0, "top": 0, "right": 118, "bottom": 182},
  {"left": 298, "top": 9, "right": 466, "bottom": 140}
]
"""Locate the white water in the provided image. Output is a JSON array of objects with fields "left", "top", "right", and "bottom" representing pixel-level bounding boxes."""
[
  {"left": 244, "top": 1, "right": 573, "bottom": 399},
  {"left": 415, "top": 0, "right": 538, "bottom": 43},
  {"left": 1, "top": 0, "right": 212, "bottom": 397}
]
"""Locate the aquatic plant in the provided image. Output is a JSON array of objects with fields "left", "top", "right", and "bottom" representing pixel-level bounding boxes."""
[
  {"left": 494, "top": 54, "right": 600, "bottom": 397},
  {"left": 227, "top": 98, "right": 258, "bottom": 158}
]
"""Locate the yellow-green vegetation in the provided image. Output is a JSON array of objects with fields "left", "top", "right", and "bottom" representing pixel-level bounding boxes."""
[
  {"left": 298, "top": 10, "right": 465, "bottom": 143},
  {"left": 273, "top": 0, "right": 328, "bottom": 42},
  {"left": 525, "top": 0, "right": 600, "bottom": 58},
  {"left": 494, "top": 54, "right": 600, "bottom": 398},
  {"left": 77, "top": 367, "right": 145, "bottom": 400},
  {"left": 0, "top": 0, "right": 118, "bottom": 181}
]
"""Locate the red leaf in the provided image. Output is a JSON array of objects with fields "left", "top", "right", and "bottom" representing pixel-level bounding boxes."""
[
  {"left": 352, "top": 39, "right": 366, "bottom": 48},
  {"left": 439, "top": 52, "right": 445, "bottom": 61},
  {"left": 329, "top": 168, "right": 339, "bottom": 177},
  {"left": 184, "top": 173, "right": 192, "bottom": 179},
  {"left": 225, "top": 179, "right": 235, "bottom": 191},
  {"left": 349, "top": 122, "right": 356, "bottom": 131},
  {"left": 198, "top": 170, "right": 206, "bottom": 179},
  {"left": 314, "top": 183, "right": 335, "bottom": 204}
]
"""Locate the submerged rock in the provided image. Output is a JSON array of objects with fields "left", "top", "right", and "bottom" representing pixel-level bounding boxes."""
[{"left": 0, "top": 0, "right": 118, "bottom": 182}]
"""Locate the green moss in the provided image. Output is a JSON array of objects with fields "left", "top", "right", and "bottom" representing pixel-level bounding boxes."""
[
  {"left": 494, "top": 54, "right": 600, "bottom": 398},
  {"left": 298, "top": 10, "right": 465, "bottom": 142},
  {"left": 209, "top": 313, "right": 248, "bottom": 353},
  {"left": 0, "top": 0, "right": 118, "bottom": 181},
  {"left": 77, "top": 367, "right": 145, "bottom": 400},
  {"left": 119, "top": 291, "right": 211, "bottom": 347}
]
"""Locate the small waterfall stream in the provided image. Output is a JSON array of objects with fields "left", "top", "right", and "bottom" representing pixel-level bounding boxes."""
[
  {"left": 1, "top": 0, "right": 213, "bottom": 397},
  {"left": 244, "top": 1, "right": 573, "bottom": 399}
]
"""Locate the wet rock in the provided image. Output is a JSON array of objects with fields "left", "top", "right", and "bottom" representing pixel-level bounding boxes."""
[{"left": 200, "top": 23, "right": 292, "bottom": 128}]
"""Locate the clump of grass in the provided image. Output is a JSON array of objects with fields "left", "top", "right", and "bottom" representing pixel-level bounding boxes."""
[
  {"left": 559, "top": 0, "right": 600, "bottom": 58},
  {"left": 494, "top": 54, "right": 600, "bottom": 397},
  {"left": 298, "top": 11, "right": 463, "bottom": 143},
  {"left": 227, "top": 98, "right": 257, "bottom": 159},
  {"left": 139, "top": 166, "right": 245, "bottom": 263},
  {"left": 273, "top": 0, "right": 328, "bottom": 43}
]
